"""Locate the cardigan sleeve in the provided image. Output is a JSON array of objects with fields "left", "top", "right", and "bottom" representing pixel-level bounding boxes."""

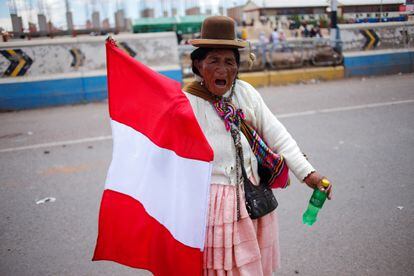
[{"left": 239, "top": 80, "right": 315, "bottom": 182}]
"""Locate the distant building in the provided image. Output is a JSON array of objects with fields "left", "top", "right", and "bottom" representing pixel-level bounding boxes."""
[
  {"left": 406, "top": 0, "right": 414, "bottom": 13},
  {"left": 92, "top": 11, "right": 101, "bottom": 29},
  {"left": 125, "top": 18, "right": 133, "bottom": 32},
  {"left": 102, "top": 18, "right": 110, "bottom": 29},
  {"left": 38, "top": 14, "right": 48, "bottom": 33},
  {"left": 86, "top": 19, "right": 92, "bottom": 29},
  {"left": 338, "top": 0, "right": 406, "bottom": 23},
  {"left": 218, "top": 6, "right": 225, "bottom": 15},
  {"left": 10, "top": 14, "right": 23, "bottom": 33},
  {"left": 141, "top": 8, "right": 155, "bottom": 18},
  {"left": 243, "top": 0, "right": 328, "bottom": 25},
  {"left": 47, "top": 21, "right": 57, "bottom": 32},
  {"left": 115, "top": 9, "right": 126, "bottom": 30},
  {"left": 28, "top": 22, "right": 37, "bottom": 33},
  {"left": 172, "top": 8, "right": 178, "bottom": 16},
  {"left": 243, "top": 0, "right": 406, "bottom": 25},
  {"left": 186, "top": 7, "right": 200, "bottom": 16},
  {"left": 227, "top": 5, "right": 245, "bottom": 25}
]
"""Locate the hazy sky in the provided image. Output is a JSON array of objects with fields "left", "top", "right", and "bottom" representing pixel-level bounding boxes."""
[{"left": 0, "top": 0, "right": 246, "bottom": 31}]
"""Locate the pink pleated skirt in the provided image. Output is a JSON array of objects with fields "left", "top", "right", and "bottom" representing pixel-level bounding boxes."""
[{"left": 203, "top": 183, "right": 280, "bottom": 276}]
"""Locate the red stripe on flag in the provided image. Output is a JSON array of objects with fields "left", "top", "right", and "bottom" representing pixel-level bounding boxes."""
[
  {"left": 93, "top": 189, "right": 203, "bottom": 276},
  {"left": 106, "top": 41, "right": 213, "bottom": 162}
]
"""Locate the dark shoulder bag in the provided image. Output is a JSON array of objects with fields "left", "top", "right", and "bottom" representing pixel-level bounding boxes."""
[{"left": 230, "top": 126, "right": 278, "bottom": 219}]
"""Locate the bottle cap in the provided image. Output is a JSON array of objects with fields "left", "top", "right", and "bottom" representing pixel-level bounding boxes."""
[{"left": 321, "top": 178, "right": 330, "bottom": 188}]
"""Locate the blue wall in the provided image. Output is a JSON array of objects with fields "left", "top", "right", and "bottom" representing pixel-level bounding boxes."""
[
  {"left": 344, "top": 50, "right": 414, "bottom": 78},
  {"left": 0, "top": 69, "right": 182, "bottom": 110}
]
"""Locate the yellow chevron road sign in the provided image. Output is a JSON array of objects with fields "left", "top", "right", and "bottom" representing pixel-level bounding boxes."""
[
  {"left": 119, "top": 42, "right": 137, "bottom": 57},
  {"left": 70, "top": 48, "right": 85, "bottom": 69},
  {"left": 361, "top": 29, "right": 380, "bottom": 50},
  {"left": 0, "top": 49, "right": 33, "bottom": 77}
]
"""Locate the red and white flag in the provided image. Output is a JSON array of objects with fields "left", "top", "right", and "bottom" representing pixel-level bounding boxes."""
[{"left": 92, "top": 39, "right": 213, "bottom": 276}]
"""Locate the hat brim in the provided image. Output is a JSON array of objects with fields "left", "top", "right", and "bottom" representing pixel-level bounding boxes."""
[{"left": 190, "top": 39, "right": 247, "bottom": 49}]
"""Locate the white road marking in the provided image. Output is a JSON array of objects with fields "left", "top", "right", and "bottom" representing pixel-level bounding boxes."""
[
  {"left": 277, "top": 99, "right": 414, "bottom": 118},
  {"left": 0, "top": 136, "right": 112, "bottom": 153},
  {"left": 1, "top": 99, "right": 413, "bottom": 153}
]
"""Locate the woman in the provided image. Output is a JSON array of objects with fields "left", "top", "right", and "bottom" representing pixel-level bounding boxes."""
[{"left": 183, "top": 16, "right": 332, "bottom": 276}]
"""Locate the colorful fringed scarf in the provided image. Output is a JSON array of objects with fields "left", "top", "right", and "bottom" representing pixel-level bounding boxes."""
[{"left": 213, "top": 99, "right": 245, "bottom": 131}]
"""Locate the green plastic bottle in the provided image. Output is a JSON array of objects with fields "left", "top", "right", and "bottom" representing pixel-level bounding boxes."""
[{"left": 302, "top": 178, "right": 330, "bottom": 226}]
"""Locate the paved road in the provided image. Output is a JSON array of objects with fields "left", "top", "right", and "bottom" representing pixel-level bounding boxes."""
[{"left": 1, "top": 73, "right": 413, "bottom": 276}]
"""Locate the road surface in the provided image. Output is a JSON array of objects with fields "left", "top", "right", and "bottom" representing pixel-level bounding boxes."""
[{"left": 1, "top": 73, "right": 413, "bottom": 275}]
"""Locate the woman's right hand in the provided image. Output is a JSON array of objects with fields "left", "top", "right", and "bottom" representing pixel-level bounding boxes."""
[{"left": 304, "top": 171, "right": 333, "bottom": 200}]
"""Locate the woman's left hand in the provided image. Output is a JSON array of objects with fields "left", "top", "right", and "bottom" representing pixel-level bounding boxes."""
[{"left": 304, "top": 172, "right": 333, "bottom": 200}]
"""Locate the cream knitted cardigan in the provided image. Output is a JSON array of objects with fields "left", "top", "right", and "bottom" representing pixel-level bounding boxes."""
[{"left": 183, "top": 79, "right": 315, "bottom": 186}]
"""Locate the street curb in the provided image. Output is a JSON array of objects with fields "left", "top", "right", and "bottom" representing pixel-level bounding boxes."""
[{"left": 182, "top": 66, "right": 345, "bottom": 88}]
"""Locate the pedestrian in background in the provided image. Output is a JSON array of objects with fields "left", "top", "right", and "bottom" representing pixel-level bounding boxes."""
[
  {"left": 176, "top": 30, "right": 183, "bottom": 44},
  {"left": 301, "top": 22, "right": 310, "bottom": 37},
  {"left": 270, "top": 28, "right": 280, "bottom": 53},
  {"left": 259, "top": 31, "right": 269, "bottom": 68},
  {"left": 270, "top": 28, "right": 280, "bottom": 68},
  {"left": 241, "top": 27, "right": 248, "bottom": 40}
]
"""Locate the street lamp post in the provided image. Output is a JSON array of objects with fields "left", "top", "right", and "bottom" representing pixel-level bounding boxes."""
[{"left": 330, "top": 0, "right": 340, "bottom": 52}]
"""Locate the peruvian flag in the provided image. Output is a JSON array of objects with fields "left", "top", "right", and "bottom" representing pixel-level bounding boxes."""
[{"left": 92, "top": 39, "right": 213, "bottom": 276}]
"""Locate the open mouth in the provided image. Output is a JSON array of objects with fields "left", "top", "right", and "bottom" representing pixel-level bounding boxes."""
[{"left": 215, "top": 79, "right": 227, "bottom": 87}]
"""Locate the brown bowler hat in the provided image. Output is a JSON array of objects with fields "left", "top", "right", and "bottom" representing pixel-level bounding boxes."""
[{"left": 190, "top": 16, "right": 247, "bottom": 49}]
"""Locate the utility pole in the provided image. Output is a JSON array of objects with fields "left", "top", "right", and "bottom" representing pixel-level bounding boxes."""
[
  {"left": 65, "top": 0, "right": 74, "bottom": 31},
  {"left": 380, "top": 0, "right": 383, "bottom": 21},
  {"left": 330, "top": 0, "right": 340, "bottom": 52}
]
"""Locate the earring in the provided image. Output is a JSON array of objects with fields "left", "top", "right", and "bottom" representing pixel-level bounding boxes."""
[{"left": 200, "top": 79, "right": 204, "bottom": 86}]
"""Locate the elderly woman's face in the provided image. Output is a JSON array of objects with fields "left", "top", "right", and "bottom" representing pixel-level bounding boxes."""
[{"left": 195, "top": 49, "right": 238, "bottom": 96}]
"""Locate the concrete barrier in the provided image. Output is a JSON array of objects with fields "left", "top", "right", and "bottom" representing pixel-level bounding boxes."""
[
  {"left": 0, "top": 32, "right": 182, "bottom": 110},
  {"left": 338, "top": 22, "right": 414, "bottom": 52},
  {"left": 343, "top": 49, "right": 414, "bottom": 77},
  {"left": 339, "top": 22, "right": 414, "bottom": 78}
]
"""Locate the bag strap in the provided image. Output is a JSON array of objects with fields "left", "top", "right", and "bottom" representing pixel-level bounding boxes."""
[{"left": 184, "top": 81, "right": 257, "bottom": 221}]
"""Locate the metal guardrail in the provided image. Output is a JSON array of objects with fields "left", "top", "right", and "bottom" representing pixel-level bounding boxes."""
[{"left": 178, "top": 38, "right": 344, "bottom": 78}]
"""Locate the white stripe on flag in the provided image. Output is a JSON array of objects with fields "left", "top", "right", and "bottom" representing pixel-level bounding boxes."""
[{"left": 105, "top": 120, "right": 212, "bottom": 249}]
